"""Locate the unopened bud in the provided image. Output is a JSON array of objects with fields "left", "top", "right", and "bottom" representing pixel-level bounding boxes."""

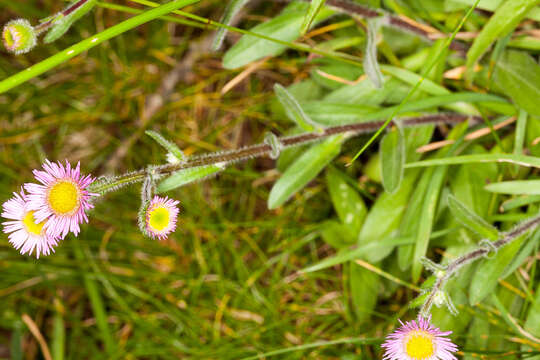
[{"left": 2, "top": 19, "right": 37, "bottom": 55}]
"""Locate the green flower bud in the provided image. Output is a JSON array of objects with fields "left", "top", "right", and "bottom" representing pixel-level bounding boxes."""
[{"left": 2, "top": 19, "right": 37, "bottom": 55}]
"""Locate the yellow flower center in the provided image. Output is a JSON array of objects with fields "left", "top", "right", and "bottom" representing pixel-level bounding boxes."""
[
  {"left": 405, "top": 331, "right": 435, "bottom": 359},
  {"left": 22, "top": 211, "right": 45, "bottom": 236},
  {"left": 148, "top": 206, "right": 170, "bottom": 231},
  {"left": 48, "top": 181, "right": 80, "bottom": 215}
]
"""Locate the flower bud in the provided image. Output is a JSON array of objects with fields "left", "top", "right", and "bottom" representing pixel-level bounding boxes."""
[{"left": 2, "top": 19, "right": 37, "bottom": 55}]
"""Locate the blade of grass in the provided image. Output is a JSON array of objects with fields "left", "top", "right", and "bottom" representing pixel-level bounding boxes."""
[{"left": 405, "top": 154, "right": 540, "bottom": 169}]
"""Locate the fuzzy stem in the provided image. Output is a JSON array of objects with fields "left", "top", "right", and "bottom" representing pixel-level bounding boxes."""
[
  {"left": 420, "top": 212, "right": 540, "bottom": 316},
  {"left": 90, "top": 113, "right": 480, "bottom": 194},
  {"left": 34, "top": 0, "right": 92, "bottom": 34}
]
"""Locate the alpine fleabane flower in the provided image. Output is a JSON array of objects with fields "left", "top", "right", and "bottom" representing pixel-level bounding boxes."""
[
  {"left": 1, "top": 190, "right": 59, "bottom": 258},
  {"left": 25, "top": 160, "right": 97, "bottom": 238},
  {"left": 145, "top": 196, "right": 179, "bottom": 240},
  {"left": 382, "top": 315, "right": 458, "bottom": 360}
]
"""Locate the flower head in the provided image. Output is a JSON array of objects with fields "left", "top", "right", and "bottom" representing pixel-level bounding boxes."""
[
  {"left": 145, "top": 196, "right": 179, "bottom": 240},
  {"left": 382, "top": 315, "right": 458, "bottom": 360},
  {"left": 25, "top": 160, "right": 97, "bottom": 239},
  {"left": 2, "top": 19, "right": 37, "bottom": 54},
  {"left": 1, "top": 190, "right": 60, "bottom": 258}
]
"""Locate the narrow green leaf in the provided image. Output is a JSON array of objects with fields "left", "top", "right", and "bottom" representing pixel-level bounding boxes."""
[
  {"left": 325, "top": 167, "right": 367, "bottom": 234},
  {"left": 358, "top": 169, "right": 420, "bottom": 263},
  {"left": 51, "top": 307, "right": 65, "bottom": 360},
  {"left": 350, "top": 262, "right": 378, "bottom": 324},
  {"left": 145, "top": 130, "right": 185, "bottom": 161},
  {"left": 44, "top": 0, "right": 98, "bottom": 43},
  {"left": 469, "top": 234, "right": 525, "bottom": 305},
  {"left": 223, "top": 3, "right": 333, "bottom": 69},
  {"left": 485, "top": 180, "right": 540, "bottom": 195},
  {"left": 157, "top": 164, "right": 225, "bottom": 193},
  {"left": 364, "top": 18, "right": 383, "bottom": 88},
  {"left": 274, "top": 84, "right": 323, "bottom": 132},
  {"left": 406, "top": 154, "right": 540, "bottom": 169},
  {"left": 466, "top": 0, "right": 539, "bottom": 74},
  {"left": 523, "top": 281, "right": 540, "bottom": 350},
  {"left": 447, "top": 194, "right": 500, "bottom": 241},
  {"left": 300, "top": 0, "right": 326, "bottom": 36},
  {"left": 494, "top": 50, "right": 540, "bottom": 115},
  {"left": 268, "top": 135, "right": 344, "bottom": 209},
  {"left": 380, "top": 124, "right": 405, "bottom": 194},
  {"left": 212, "top": 0, "right": 250, "bottom": 51}
]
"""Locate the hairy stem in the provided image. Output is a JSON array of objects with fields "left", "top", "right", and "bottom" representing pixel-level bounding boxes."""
[
  {"left": 420, "top": 213, "right": 540, "bottom": 316},
  {"left": 34, "top": 0, "right": 92, "bottom": 34},
  {"left": 91, "top": 113, "right": 481, "bottom": 194}
]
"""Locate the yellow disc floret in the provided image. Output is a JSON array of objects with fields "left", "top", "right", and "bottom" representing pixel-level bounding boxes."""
[
  {"left": 23, "top": 211, "right": 45, "bottom": 235},
  {"left": 148, "top": 206, "right": 170, "bottom": 231},
  {"left": 48, "top": 181, "right": 80, "bottom": 215},
  {"left": 405, "top": 331, "right": 435, "bottom": 359}
]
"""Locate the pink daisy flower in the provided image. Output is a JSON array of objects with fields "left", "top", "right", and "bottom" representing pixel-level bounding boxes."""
[
  {"left": 382, "top": 315, "right": 458, "bottom": 360},
  {"left": 144, "top": 196, "right": 179, "bottom": 240},
  {"left": 1, "top": 190, "right": 60, "bottom": 258},
  {"left": 24, "top": 160, "right": 97, "bottom": 239}
]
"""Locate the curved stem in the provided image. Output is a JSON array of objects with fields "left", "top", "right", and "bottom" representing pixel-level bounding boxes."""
[{"left": 420, "top": 213, "right": 540, "bottom": 316}]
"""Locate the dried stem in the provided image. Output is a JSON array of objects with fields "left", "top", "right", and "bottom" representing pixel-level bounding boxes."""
[
  {"left": 420, "top": 213, "right": 540, "bottom": 316},
  {"left": 92, "top": 113, "right": 481, "bottom": 194}
]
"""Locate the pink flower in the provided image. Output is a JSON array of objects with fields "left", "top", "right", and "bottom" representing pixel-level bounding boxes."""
[
  {"left": 145, "top": 196, "right": 179, "bottom": 240},
  {"left": 382, "top": 315, "right": 458, "bottom": 360},
  {"left": 24, "top": 160, "right": 97, "bottom": 239},
  {"left": 1, "top": 190, "right": 60, "bottom": 258}
]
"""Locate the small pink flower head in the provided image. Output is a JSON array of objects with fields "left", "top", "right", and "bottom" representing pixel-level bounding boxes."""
[
  {"left": 1, "top": 189, "right": 60, "bottom": 258},
  {"left": 382, "top": 315, "right": 458, "bottom": 360},
  {"left": 145, "top": 196, "right": 179, "bottom": 240},
  {"left": 24, "top": 160, "right": 97, "bottom": 239},
  {"left": 2, "top": 19, "right": 37, "bottom": 55}
]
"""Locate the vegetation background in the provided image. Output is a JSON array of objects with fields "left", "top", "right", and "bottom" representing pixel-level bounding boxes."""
[{"left": 0, "top": 0, "right": 540, "bottom": 358}]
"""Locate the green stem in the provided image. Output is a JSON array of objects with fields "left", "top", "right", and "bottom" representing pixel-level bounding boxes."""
[{"left": 0, "top": 0, "right": 200, "bottom": 94}]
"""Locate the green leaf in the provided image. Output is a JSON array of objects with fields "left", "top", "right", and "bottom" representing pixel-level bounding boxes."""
[
  {"left": 268, "top": 135, "right": 344, "bottom": 209},
  {"left": 274, "top": 84, "right": 323, "bottom": 132},
  {"left": 300, "top": 0, "right": 326, "bottom": 36},
  {"left": 494, "top": 50, "right": 540, "bottom": 115},
  {"left": 44, "top": 0, "right": 98, "bottom": 43},
  {"left": 447, "top": 194, "right": 500, "bottom": 241},
  {"left": 406, "top": 154, "right": 540, "bottom": 169},
  {"left": 212, "top": 0, "right": 250, "bottom": 51},
  {"left": 325, "top": 167, "right": 367, "bottom": 235},
  {"left": 358, "top": 169, "right": 420, "bottom": 263},
  {"left": 469, "top": 234, "right": 525, "bottom": 305},
  {"left": 466, "top": 0, "right": 539, "bottom": 73},
  {"left": 145, "top": 130, "right": 185, "bottom": 161},
  {"left": 157, "top": 165, "right": 225, "bottom": 193},
  {"left": 320, "top": 220, "right": 356, "bottom": 249},
  {"left": 485, "top": 180, "right": 540, "bottom": 195},
  {"left": 349, "top": 262, "right": 378, "bottom": 324},
  {"left": 380, "top": 124, "right": 405, "bottom": 194},
  {"left": 524, "top": 280, "right": 540, "bottom": 346},
  {"left": 222, "top": 3, "right": 333, "bottom": 69}
]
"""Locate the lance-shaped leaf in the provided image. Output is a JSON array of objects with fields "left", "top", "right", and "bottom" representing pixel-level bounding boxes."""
[
  {"left": 447, "top": 194, "right": 500, "bottom": 241},
  {"left": 494, "top": 50, "right": 540, "bottom": 116},
  {"left": 380, "top": 123, "right": 405, "bottom": 194},
  {"left": 212, "top": 0, "right": 250, "bottom": 51},
  {"left": 485, "top": 180, "right": 540, "bottom": 195},
  {"left": 268, "top": 135, "right": 344, "bottom": 209},
  {"left": 223, "top": 2, "right": 333, "bottom": 69},
  {"left": 300, "top": 0, "right": 326, "bottom": 36},
  {"left": 274, "top": 84, "right": 324, "bottom": 132},
  {"left": 44, "top": 0, "right": 98, "bottom": 43},
  {"left": 145, "top": 130, "right": 185, "bottom": 161},
  {"left": 363, "top": 18, "right": 383, "bottom": 89},
  {"left": 466, "top": 0, "right": 538, "bottom": 77},
  {"left": 157, "top": 164, "right": 225, "bottom": 193}
]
